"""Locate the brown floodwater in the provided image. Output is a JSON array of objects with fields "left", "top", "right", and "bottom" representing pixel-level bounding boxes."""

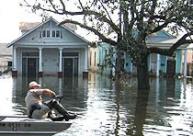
[{"left": 0, "top": 73, "right": 193, "bottom": 136}]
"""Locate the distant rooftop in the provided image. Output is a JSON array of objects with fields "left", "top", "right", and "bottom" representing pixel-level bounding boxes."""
[
  {"left": 19, "top": 21, "right": 77, "bottom": 34},
  {"left": 0, "top": 43, "right": 11, "bottom": 56},
  {"left": 19, "top": 22, "right": 40, "bottom": 34}
]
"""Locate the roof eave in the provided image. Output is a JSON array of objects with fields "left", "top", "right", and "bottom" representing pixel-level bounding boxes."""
[
  {"left": 7, "top": 17, "right": 90, "bottom": 48},
  {"left": 7, "top": 19, "right": 50, "bottom": 48}
]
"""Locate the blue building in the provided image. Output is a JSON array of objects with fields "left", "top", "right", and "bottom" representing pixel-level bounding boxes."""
[{"left": 89, "top": 31, "right": 189, "bottom": 78}]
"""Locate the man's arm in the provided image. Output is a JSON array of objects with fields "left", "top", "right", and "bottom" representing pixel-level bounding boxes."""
[{"left": 42, "top": 89, "right": 56, "bottom": 97}]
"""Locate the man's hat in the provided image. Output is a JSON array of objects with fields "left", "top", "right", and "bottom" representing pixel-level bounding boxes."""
[{"left": 29, "top": 81, "right": 41, "bottom": 89}]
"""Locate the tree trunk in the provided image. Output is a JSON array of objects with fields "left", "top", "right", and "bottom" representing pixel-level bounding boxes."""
[
  {"left": 115, "top": 50, "right": 124, "bottom": 79},
  {"left": 136, "top": 55, "right": 150, "bottom": 90}
]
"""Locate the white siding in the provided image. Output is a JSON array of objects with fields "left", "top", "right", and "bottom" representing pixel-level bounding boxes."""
[
  {"left": 42, "top": 48, "right": 58, "bottom": 75},
  {"left": 10, "top": 18, "right": 89, "bottom": 77},
  {"left": 14, "top": 20, "right": 86, "bottom": 46}
]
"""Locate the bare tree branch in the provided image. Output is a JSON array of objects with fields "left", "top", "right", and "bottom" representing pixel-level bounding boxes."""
[
  {"left": 59, "top": 19, "right": 117, "bottom": 46},
  {"left": 48, "top": 0, "right": 58, "bottom": 13},
  {"left": 77, "top": 0, "right": 84, "bottom": 10},
  {"left": 98, "top": 0, "right": 113, "bottom": 23},
  {"left": 36, "top": 3, "right": 120, "bottom": 34},
  {"left": 149, "top": 32, "right": 193, "bottom": 55},
  {"left": 59, "top": 0, "right": 66, "bottom": 11}
]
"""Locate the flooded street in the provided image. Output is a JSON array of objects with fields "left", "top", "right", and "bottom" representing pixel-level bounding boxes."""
[{"left": 0, "top": 74, "right": 193, "bottom": 136}]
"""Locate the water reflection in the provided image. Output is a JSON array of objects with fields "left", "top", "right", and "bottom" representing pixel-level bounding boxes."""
[
  {"left": 126, "top": 90, "right": 149, "bottom": 136},
  {"left": 1, "top": 74, "right": 193, "bottom": 136},
  {"left": 12, "top": 76, "right": 89, "bottom": 112}
]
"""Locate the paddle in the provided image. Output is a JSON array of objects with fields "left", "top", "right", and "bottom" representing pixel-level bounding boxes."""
[{"left": 54, "top": 95, "right": 64, "bottom": 102}]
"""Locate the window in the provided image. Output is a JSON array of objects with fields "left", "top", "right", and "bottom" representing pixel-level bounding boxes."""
[
  {"left": 189, "top": 0, "right": 193, "bottom": 6},
  {"left": 60, "top": 31, "right": 63, "bottom": 38},
  {"left": 90, "top": 52, "right": 92, "bottom": 66},
  {"left": 40, "top": 30, "right": 62, "bottom": 38},
  {"left": 22, "top": 52, "right": 39, "bottom": 57},
  {"left": 56, "top": 30, "right": 60, "bottom": 37},
  {"left": 104, "top": 49, "right": 107, "bottom": 65},
  {"left": 63, "top": 52, "right": 78, "bottom": 56},
  {"left": 42, "top": 30, "right": 46, "bottom": 37},
  {"left": 52, "top": 30, "right": 55, "bottom": 37},
  {"left": 47, "top": 30, "right": 50, "bottom": 37},
  {"left": 94, "top": 52, "right": 96, "bottom": 66}
]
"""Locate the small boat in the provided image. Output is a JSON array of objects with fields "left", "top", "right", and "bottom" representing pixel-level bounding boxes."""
[{"left": 0, "top": 115, "right": 72, "bottom": 136}]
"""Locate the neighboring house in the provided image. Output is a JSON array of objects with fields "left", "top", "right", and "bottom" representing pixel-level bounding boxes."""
[
  {"left": 186, "top": 44, "right": 193, "bottom": 76},
  {"left": 89, "top": 46, "right": 98, "bottom": 72},
  {"left": 146, "top": 35, "right": 188, "bottom": 77},
  {"left": 89, "top": 42, "right": 113, "bottom": 75},
  {"left": 8, "top": 18, "right": 89, "bottom": 78},
  {"left": 0, "top": 43, "right": 12, "bottom": 73},
  {"left": 89, "top": 31, "right": 189, "bottom": 78}
]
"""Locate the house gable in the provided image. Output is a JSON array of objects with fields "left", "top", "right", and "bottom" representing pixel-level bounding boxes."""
[
  {"left": 8, "top": 18, "right": 88, "bottom": 47},
  {"left": 147, "top": 31, "right": 176, "bottom": 43}
]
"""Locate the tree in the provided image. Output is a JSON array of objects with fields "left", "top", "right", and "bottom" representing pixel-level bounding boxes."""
[{"left": 22, "top": 0, "right": 193, "bottom": 90}]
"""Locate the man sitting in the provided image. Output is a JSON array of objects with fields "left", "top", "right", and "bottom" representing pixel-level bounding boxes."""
[{"left": 25, "top": 81, "right": 76, "bottom": 121}]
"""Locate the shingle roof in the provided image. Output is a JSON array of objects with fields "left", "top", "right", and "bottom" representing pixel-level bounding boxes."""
[
  {"left": 7, "top": 17, "right": 86, "bottom": 47},
  {"left": 19, "top": 20, "right": 77, "bottom": 34}
]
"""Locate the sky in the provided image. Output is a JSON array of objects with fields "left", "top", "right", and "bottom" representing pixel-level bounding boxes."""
[
  {"left": 0, "top": 0, "right": 42, "bottom": 43},
  {"left": 0, "top": 0, "right": 98, "bottom": 43}
]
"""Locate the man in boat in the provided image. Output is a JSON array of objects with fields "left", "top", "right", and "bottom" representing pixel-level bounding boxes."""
[{"left": 25, "top": 81, "right": 77, "bottom": 121}]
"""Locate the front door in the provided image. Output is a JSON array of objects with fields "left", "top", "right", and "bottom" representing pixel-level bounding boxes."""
[
  {"left": 28, "top": 58, "right": 37, "bottom": 77},
  {"left": 167, "top": 59, "right": 176, "bottom": 78},
  {"left": 63, "top": 58, "right": 78, "bottom": 77},
  {"left": 63, "top": 58, "right": 73, "bottom": 77},
  {"left": 22, "top": 58, "right": 38, "bottom": 77}
]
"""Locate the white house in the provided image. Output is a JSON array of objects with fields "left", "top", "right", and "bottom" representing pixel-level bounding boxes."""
[
  {"left": 0, "top": 43, "right": 12, "bottom": 73},
  {"left": 8, "top": 18, "right": 89, "bottom": 78}
]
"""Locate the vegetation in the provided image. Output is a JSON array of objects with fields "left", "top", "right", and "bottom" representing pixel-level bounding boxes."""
[{"left": 22, "top": 0, "right": 193, "bottom": 90}]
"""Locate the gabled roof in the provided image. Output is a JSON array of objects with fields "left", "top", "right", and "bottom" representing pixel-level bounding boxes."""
[
  {"left": 147, "top": 30, "right": 176, "bottom": 43},
  {"left": 7, "top": 17, "right": 89, "bottom": 48},
  {"left": 146, "top": 31, "right": 190, "bottom": 49},
  {"left": 147, "top": 35, "right": 189, "bottom": 49}
]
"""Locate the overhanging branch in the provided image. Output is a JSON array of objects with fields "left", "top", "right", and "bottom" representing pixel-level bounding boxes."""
[
  {"left": 149, "top": 32, "right": 193, "bottom": 56},
  {"left": 35, "top": 2, "right": 120, "bottom": 34},
  {"left": 59, "top": 19, "right": 117, "bottom": 46}
]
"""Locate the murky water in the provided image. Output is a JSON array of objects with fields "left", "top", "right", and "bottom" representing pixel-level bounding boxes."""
[{"left": 0, "top": 73, "right": 193, "bottom": 136}]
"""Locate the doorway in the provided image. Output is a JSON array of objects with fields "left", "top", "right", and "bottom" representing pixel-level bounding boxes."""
[
  {"left": 22, "top": 57, "right": 39, "bottom": 77},
  {"left": 63, "top": 57, "right": 78, "bottom": 77},
  {"left": 167, "top": 59, "right": 176, "bottom": 78}
]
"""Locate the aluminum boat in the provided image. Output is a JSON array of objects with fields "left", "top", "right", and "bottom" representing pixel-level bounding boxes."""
[{"left": 0, "top": 115, "right": 71, "bottom": 136}]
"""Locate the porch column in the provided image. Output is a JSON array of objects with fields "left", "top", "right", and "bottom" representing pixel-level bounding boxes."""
[
  {"left": 156, "top": 54, "right": 160, "bottom": 77},
  {"left": 38, "top": 47, "right": 43, "bottom": 77},
  {"left": 165, "top": 57, "right": 167, "bottom": 73},
  {"left": 83, "top": 47, "right": 88, "bottom": 79},
  {"left": 148, "top": 54, "right": 151, "bottom": 72},
  {"left": 12, "top": 46, "right": 17, "bottom": 77},
  {"left": 130, "top": 62, "right": 133, "bottom": 73},
  {"left": 155, "top": 78, "right": 160, "bottom": 112},
  {"left": 183, "top": 49, "right": 187, "bottom": 78},
  {"left": 58, "top": 48, "right": 63, "bottom": 78},
  {"left": 39, "top": 77, "right": 42, "bottom": 87},
  {"left": 58, "top": 78, "right": 63, "bottom": 95}
]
